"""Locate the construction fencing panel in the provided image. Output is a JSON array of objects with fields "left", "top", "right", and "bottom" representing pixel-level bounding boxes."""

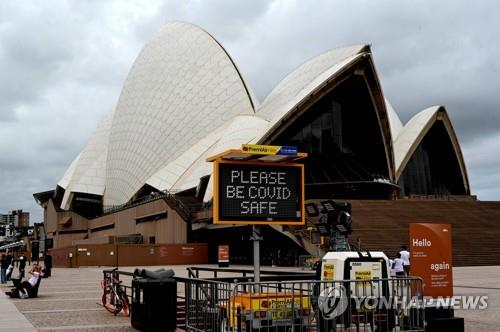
[{"left": 182, "top": 277, "right": 424, "bottom": 332}]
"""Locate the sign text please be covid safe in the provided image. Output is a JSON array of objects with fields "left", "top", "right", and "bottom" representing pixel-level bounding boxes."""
[{"left": 214, "top": 162, "right": 304, "bottom": 225}]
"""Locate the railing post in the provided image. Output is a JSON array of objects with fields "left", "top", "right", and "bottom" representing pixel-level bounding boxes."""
[
  {"left": 236, "top": 306, "right": 242, "bottom": 332},
  {"left": 185, "top": 279, "right": 191, "bottom": 329}
]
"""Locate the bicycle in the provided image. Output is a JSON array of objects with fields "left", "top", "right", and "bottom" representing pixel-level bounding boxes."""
[{"left": 101, "top": 268, "right": 130, "bottom": 316}]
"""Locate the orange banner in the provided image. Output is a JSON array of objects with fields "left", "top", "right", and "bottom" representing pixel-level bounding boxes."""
[{"left": 409, "top": 223, "right": 453, "bottom": 297}]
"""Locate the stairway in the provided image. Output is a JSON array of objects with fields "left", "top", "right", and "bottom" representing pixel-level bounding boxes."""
[
  {"left": 344, "top": 199, "right": 500, "bottom": 266},
  {"left": 162, "top": 192, "right": 195, "bottom": 222}
]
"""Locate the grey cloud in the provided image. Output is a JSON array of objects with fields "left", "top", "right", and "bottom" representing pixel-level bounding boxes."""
[
  {"left": 462, "top": 132, "right": 500, "bottom": 199},
  {"left": 0, "top": 3, "right": 83, "bottom": 121},
  {"left": 154, "top": 0, "right": 272, "bottom": 42}
]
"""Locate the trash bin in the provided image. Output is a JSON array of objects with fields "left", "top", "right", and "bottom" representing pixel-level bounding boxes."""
[{"left": 131, "top": 278, "right": 177, "bottom": 331}]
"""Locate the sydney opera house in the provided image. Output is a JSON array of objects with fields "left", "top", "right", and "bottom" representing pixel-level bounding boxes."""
[{"left": 34, "top": 22, "right": 500, "bottom": 266}]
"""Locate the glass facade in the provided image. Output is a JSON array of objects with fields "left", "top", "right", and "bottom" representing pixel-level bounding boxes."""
[{"left": 271, "top": 75, "right": 390, "bottom": 196}]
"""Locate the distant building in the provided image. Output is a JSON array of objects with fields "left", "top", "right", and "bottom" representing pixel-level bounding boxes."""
[{"left": 0, "top": 210, "right": 30, "bottom": 242}]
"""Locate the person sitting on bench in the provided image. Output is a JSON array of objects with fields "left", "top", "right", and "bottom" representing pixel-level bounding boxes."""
[{"left": 6, "top": 264, "right": 42, "bottom": 298}]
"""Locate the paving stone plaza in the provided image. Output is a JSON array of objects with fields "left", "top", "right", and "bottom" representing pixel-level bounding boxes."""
[{"left": 0, "top": 265, "right": 498, "bottom": 331}]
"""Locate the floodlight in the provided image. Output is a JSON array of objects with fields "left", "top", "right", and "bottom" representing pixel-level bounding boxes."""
[
  {"left": 334, "top": 202, "right": 351, "bottom": 214},
  {"left": 305, "top": 202, "right": 319, "bottom": 217},
  {"left": 320, "top": 200, "right": 336, "bottom": 212},
  {"left": 338, "top": 211, "right": 351, "bottom": 227},
  {"left": 336, "top": 211, "right": 352, "bottom": 235},
  {"left": 335, "top": 224, "right": 348, "bottom": 234},
  {"left": 316, "top": 224, "right": 329, "bottom": 236}
]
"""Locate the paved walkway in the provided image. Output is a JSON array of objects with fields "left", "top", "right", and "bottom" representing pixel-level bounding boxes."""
[
  {"left": 0, "top": 265, "right": 498, "bottom": 331},
  {"left": 0, "top": 267, "right": 134, "bottom": 332},
  {"left": 0, "top": 291, "right": 36, "bottom": 332},
  {"left": 453, "top": 265, "right": 500, "bottom": 331}
]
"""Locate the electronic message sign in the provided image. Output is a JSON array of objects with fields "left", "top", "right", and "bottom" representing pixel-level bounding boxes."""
[{"left": 213, "top": 161, "right": 304, "bottom": 225}]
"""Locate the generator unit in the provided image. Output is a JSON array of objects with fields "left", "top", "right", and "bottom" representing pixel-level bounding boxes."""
[{"left": 320, "top": 251, "right": 390, "bottom": 297}]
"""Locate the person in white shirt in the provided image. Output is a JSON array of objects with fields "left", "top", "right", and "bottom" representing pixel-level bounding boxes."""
[
  {"left": 393, "top": 253, "right": 405, "bottom": 277},
  {"left": 388, "top": 257, "right": 396, "bottom": 277},
  {"left": 6, "top": 264, "right": 42, "bottom": 298},
  {"left": 5, "top": 264, "right": 13, "bottom": 281},
  {"left": 18, "top": 254, "right": 27, "bottom": 279},
  {"left": 399, "top": 246, "right": 411, "bottom": 276}
]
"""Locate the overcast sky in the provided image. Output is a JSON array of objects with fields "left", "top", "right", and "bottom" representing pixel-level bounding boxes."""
[{"left": 1, "top": 0, "right": 499, "bottom": 223}]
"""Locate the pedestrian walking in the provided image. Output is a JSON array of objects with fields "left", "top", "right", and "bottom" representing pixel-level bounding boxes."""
[
  {"left": 6, "top": 252, "right": 12, "bottom": 267},
  {"left": 399, "top": 245, "right": 411, "bottom": 276},
  {"left": 0, "top": 254, "right": 8, "bottom": 283},
  {"left": 388, "top": 256, "right": 396, "bottom": 277},
  {"left": 6, "top": 264, "right": 14, "bottom": 281},
  {"left": 18, "top": 253, "right": 27, "bottom": 280},
  {"left": 393, "top": 253, "right": 405, "bottom": 277},
  {"left": 43, "top": 253, "right": 52, "bottom": 277}
]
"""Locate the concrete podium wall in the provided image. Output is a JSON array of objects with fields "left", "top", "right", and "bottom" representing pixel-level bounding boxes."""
[{"left": 50, "top": 243, "right": 208, "bottom": 267}]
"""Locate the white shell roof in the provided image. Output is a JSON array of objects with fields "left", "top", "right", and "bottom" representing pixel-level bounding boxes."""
[
  {"left": 145, "top": 124, "right": 226, "bottom": 192},
  {"left": 193, "top": 46, "right": 374, "bottom": 202},
  {"left": 385, "top": 99, "right": 403, "bottom": 141},
  {"left": 198, "top": 46, "right": 375, "bottom": 201},
  {"left": 59, "top": 110, "right": 114, "bottom": 209},
  {"left": 101, "top": 22, "right": 256, "bottom": 207},
  {"left": 256, "top": 45, "right": 367, "bottom": 126},
  {"left": 253, "top": 44, "right": 396, "bottom": 182},
  {"left": 198, "top": 115, "right": 269, "bottom": 201},
  {"left": 394, "top": 105, "right": 469, "bottom": 193},
  {"left": 56, "top": 22, "right": 469, "bottom": 209},
  {"left": 58, "top": 153, "right": 80, "bottom": 190},
  {"left": 145, "top": 115, "right": 268, "bottom": 199},
  {"left": 56, "top": 38, "right": 390, "bottom": 205},
  {"left": 394, "top": 106, "right": 440, "bottom": 179}
]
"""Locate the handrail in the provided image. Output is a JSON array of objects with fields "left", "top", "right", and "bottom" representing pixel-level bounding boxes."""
[
  {"left": 97, "top": 189, "right": 196, "bottom": 222},
  {"left": 162, "top": 191, "right": 193, "bottom": 222},
  {"left": 187, "top": 266, "right": 315, "bottom": 277},
  {"left": 186, "top": 267, "right": 197, "bottom": 279},
  {"left": 102, "top": 268, "right": 135, "bottom": 277}
]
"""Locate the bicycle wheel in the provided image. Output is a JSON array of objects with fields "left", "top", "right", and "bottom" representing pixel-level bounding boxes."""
[
  {"left": 102, "top": 290, "right": 120, "bottom": 315},
  {"left": 120, "top": 292, "right": 131, "bottom": 317}
]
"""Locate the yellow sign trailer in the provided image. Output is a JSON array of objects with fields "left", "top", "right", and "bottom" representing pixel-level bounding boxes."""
[{"left": 229, "top": 292, "right": 312, "bottom": 329}]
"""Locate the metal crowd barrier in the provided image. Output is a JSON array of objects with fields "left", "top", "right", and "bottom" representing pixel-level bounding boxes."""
[
  {"left": 182, "top": 277, "right": 425, "bottom": 332},
  {"left": 184, "top": 277, "right": 231, "bottom": 332}
]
